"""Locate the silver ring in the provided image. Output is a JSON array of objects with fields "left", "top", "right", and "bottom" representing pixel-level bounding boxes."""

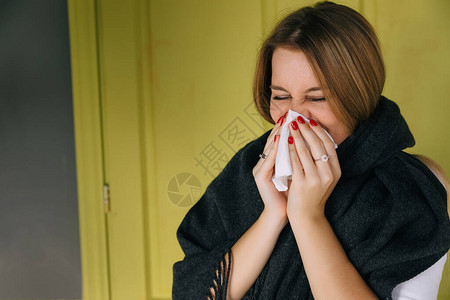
[
  {"left": 314, "top": 154, "right": 329, "bottom": 162},
  {"left": 259, "top": 153, "right": 267, "bottom": 159}
]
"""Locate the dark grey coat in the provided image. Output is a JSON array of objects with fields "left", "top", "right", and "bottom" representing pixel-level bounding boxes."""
[{"left": 172, "top": 95, "right": 450, "bottom": 300}]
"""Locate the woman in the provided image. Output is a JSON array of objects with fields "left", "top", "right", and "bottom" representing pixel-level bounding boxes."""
[{"left": 172, "top": 1, "right": 450, "bottom": 299}]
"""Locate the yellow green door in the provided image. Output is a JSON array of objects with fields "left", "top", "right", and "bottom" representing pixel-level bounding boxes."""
[{"left": 68, "top": 1, "right": 450, "bottom": 299}]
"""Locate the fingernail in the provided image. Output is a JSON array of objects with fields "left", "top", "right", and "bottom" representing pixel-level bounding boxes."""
[
  {"left": 290, "top": 121, "right": 298, "bottom": 130},
  {"left": 274, "top": 135, "right": 277, "bottom": 142},
  {"left": 310, "top": 119, "right": 318, "bottom": 126},
  {"left": 288, "top": 136, "right": 294, "bottom": 144},
  {"left": 284, "top": 111, "right": 288, "bottom": 118},
  {"left": 280, "top": 117, "right": 285, "bottom": 126},
  {"left": 277, "top": 116, "right": 283, "bottom": 124},
  {"left": 297, "top": 116, "right": 305, "bottom": 124}
]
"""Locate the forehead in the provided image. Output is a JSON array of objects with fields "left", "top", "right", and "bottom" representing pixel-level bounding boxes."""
[{"left": 271, "top": 47, "right": 319, "bottom": 88}]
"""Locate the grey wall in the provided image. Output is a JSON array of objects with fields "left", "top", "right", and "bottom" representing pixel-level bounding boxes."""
[{"left": 0, "top": 0, "right": 82, "bottom": 298}]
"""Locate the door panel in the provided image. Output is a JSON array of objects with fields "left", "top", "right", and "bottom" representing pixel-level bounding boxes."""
[{"left": 69, "top": 0, "right": 450, "bottom": 299}]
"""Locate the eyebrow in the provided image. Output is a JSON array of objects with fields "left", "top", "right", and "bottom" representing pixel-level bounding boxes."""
[{"left": 269, "top": 85, "right": 321, "bottom": 93}]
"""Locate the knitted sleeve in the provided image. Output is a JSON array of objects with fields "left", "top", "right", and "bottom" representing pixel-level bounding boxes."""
[
  {"left": 348, "top": 154, "right": 450, "bottom": 300},
  {"left": 172, "top": 137, "right": 262, "bottom": 300},
  {"left": 172, "top": 190, "right": 236, "bottom": 300}
]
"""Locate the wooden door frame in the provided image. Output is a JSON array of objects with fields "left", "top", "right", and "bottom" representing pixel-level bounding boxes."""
[{"left": 67, "top": 0, "right": 111, "bottom": 299}]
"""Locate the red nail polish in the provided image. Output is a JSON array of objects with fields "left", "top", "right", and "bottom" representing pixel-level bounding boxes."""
[
  {"left": 291, "top": 121, "right": 298, "bottom": 130},
  {"left": 280, "top": 118, "right": 285, "bottom": 126},
  {"left": 297, "top": 116, "right": 305, "bottom": 124},
  {"left": 274, "top": 135, "right": 277, "bottom": 142},
  {"left": 310, "top": 119, "right": 318, "bottom": 126},
  {"left": 284, "top": 111, "right": 288, "bottom": 118},
  {"left": 277, "top": 116, "right": 283, "bottom": 124},
  {"left": 288, "top": 136, "right": 294, "bottom": 144}
]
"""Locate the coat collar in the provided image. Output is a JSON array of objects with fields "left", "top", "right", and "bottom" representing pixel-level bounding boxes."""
[{"left": 336, "top": 95, "right": 415, "bottom": 177}]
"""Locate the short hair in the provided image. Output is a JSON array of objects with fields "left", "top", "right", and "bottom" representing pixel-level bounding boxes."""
[{"left": 253, "top": 1, "right": 385, "bottom": 132}]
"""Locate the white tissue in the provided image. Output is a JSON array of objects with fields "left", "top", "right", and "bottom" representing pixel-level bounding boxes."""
[{"left": 271, "top": 109, "right": 338, "bottom": 191}]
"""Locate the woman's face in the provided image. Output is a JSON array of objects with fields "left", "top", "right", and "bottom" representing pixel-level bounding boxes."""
[{"left": 270, "top": 47, "right": 351, "bottom": 145}]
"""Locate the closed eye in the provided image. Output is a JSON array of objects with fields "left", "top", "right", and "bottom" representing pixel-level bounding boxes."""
[
  {"left": 272, "top": 96, "right": 326, "bottom": 102},
  {"left": 308, "top": 97, "right": 326, "bottom": 102},
  {"left": 272, "top": 96, "right": 291, "bottom": 100}
]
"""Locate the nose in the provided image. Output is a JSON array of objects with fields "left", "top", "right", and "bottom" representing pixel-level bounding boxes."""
[{"left": 288, "top": 106, "right": 309, "bottom": 119}]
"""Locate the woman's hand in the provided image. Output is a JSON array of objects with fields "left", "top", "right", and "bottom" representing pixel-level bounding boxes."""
[
  {"left": 286, "top": 116, "right": 342, "bottom": 221},
  {"left": 253, "top": 113, "right": 289, "bottom": 223}
]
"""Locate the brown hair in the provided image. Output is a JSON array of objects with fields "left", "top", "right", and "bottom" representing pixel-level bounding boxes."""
[{"left": 253, "top": 0, "right": 385, "bottom": 132}]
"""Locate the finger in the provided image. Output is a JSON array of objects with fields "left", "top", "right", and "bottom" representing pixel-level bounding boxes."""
[
  {"left": 298, "top": 118, "right": 337, "bottom": 186},
  {"left": 288, "top": 119, "right": 316, "bottom": 174},
  {"left": 255, "top": 114, "right": 285, "bottom": 172},
  {"left": 259, "top": 133, "right": 280, "bottom": 175},
  {"left": 262, "top": 113, "right": 286, "bottom": 155},
  {"left": 287, "top": 133, "right": 304, "bottom": 179},
  {"left": 308, "top": 120, "right": 341, "bottom": 177},
  {"left": 296, "top": 116, "right": 328, "bottom": 166}
]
